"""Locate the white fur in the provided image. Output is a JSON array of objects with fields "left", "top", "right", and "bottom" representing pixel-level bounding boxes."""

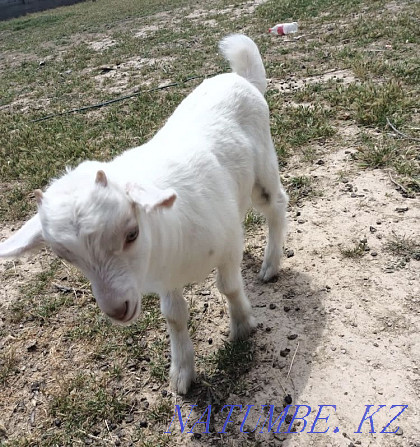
[{"left": 0, "top": 34, "right": 288, "bottom": 394}]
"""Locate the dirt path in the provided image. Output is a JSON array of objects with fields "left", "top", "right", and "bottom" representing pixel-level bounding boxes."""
[{"left": 243, "top": 145, "right": 419, "bottom": 447}]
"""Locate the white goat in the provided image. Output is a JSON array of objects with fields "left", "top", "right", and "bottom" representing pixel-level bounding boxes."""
[{"left": 0, "top": 34, "right": 288, "bottom": 394}]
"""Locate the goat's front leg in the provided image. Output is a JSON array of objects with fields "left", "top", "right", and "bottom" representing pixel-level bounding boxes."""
[{"left": 160, "top": 289, "right": 195, "bottom": 394}]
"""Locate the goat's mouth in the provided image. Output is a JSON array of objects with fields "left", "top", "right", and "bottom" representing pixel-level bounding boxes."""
[{"left": 119, "top": 301, "right": 139, "bottom": 325}]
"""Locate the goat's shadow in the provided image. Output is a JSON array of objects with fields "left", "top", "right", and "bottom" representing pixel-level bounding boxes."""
[{"left": 175, "top": 251, "right": 327, "bottom": 444}]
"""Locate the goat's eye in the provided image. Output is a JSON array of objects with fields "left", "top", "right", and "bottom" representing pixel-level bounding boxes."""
[{"left": 125, "top": 227, "right": 139, "bottom": 244}]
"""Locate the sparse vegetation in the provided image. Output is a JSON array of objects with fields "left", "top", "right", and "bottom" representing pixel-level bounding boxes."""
[
  {"left": 286, "top": 176, "right": 316, "bottom": 206},
  {"left": 341, "top": 239, "right": 369, "bottom": 259},
  {"left": 355, "top": 134, "right": 419, "bottom": 194},
  {"left": 0, "top": 350, "right": 19, "bottom": 386},
  {"left": 148, "top": 398, "right": 174, "bottom": 424},
  {"left": 47, "top": 373, "right": 131, "bottom": 444},
  {"left": 8, "top": 259, "right": 64, "bottom": 323},
  {"left": 383, "top": 234, "right": 420, "bottom": 262},
  {"left": 199, "top": 339, "right": 256, "bottom": 397},
  {"left": 268, "top": 102, "right": 335, "bottom": 160},
  {"left": 244, "top": 210, "right": 265, "bottom": 231}
]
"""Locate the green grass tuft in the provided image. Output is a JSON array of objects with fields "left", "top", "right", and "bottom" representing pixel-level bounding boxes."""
[
  {"left": 341, "top": 239, "right": 369, "bottom": 259},
  {"left": 383, "top": 234, "right": 420, "bottom": 261}
]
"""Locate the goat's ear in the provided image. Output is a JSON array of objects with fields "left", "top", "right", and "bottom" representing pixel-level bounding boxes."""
[
  {"left": 126, "top": 183, "right": 177, "bottom": 213},
  {"left": 34, "top": 189, "right": 43, "bottom": 205},
  {"left": 0, "top": 214, "right": 45, "bottom": 258}
]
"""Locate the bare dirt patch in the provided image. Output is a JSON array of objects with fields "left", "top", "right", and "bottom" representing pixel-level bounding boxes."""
[
  {"left": 88, "top": 37, "right": 117, "bottom": 52},
  {"left": 186, "top": 0, "right": 268, "bottom": 20},
  {"left": 0, "top": 51, "right": 40, "bottom": 72},
  {"left": 134, "top": 24, "right": 161, "bottom": 39},
  {"left": 272, "top": 69, "right": 357, "bottom": 93},
  {"left": 93, "top": 56, "right": 176, "bottom": 93}
]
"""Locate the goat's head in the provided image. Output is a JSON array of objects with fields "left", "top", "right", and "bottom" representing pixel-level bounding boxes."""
[{"left": 0, "top": 162, "right": 176, "bottom": 325}]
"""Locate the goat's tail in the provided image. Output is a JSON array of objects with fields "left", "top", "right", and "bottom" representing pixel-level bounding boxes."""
[{"left": 219, "top": 34, "right": 267, "bottom": 95}]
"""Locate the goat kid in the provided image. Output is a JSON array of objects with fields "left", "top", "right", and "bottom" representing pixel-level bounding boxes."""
[{"left": 0, "top": 34, "right": 288, "bottom": 394}]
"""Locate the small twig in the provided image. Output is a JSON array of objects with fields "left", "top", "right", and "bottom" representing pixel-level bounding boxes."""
[
  {"left": 239, "top": 382, "right": 262, "bottom": 396},
  {"left": 386, "top": 117, "right": 420, "bottom": 142},
  {"left": 289, "top": 376, "right": 297, "bottom": 406},
  {"left": 387, "top": 170, "right": 408, "bottom": 194},
  {"left": 52, "top": 282, "right": 86, "bottom": 295},
  {"left": 77, "top": 429, "right": 112, "bottom": 444},
  {"left": 52, "top": 283, "right": 72, "bottom": 293},
  {"left": 201, "top": 379, "right": 213, "bottom": 387},
  {"left": 285, "top": 341, "right": 299, "bottom": 382},
  {"left": 277, "top": 379, "right": 287, "bottom": 395},
  {"left": 364, "top": 48, "right": 386, "bottom": 52}
]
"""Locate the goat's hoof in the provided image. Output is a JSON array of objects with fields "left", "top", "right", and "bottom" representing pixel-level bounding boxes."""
[
  {"left": 258, "top": 264, "right": 279, "bottom": 282},
  {"left": 170, "top": 365, "right": 196, "bottom": 395},
  {"left": 230, "top": 315, "right": 256, "bottom": 341}
]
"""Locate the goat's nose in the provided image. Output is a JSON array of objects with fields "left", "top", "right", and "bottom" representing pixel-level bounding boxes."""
[{"left": 107, "top": 301, "right": 129, "bottom": 321}]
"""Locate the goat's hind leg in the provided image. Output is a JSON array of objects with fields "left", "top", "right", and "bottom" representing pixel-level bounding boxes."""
[
  {"left": 160, "top": 290, "right": 195, "bottom": 394},
  {"left": 252, "top": 166, "right": 288, "bottom": 282},
  {"left": 217, "top": 256, "right": 256, "bottom": 340}
]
